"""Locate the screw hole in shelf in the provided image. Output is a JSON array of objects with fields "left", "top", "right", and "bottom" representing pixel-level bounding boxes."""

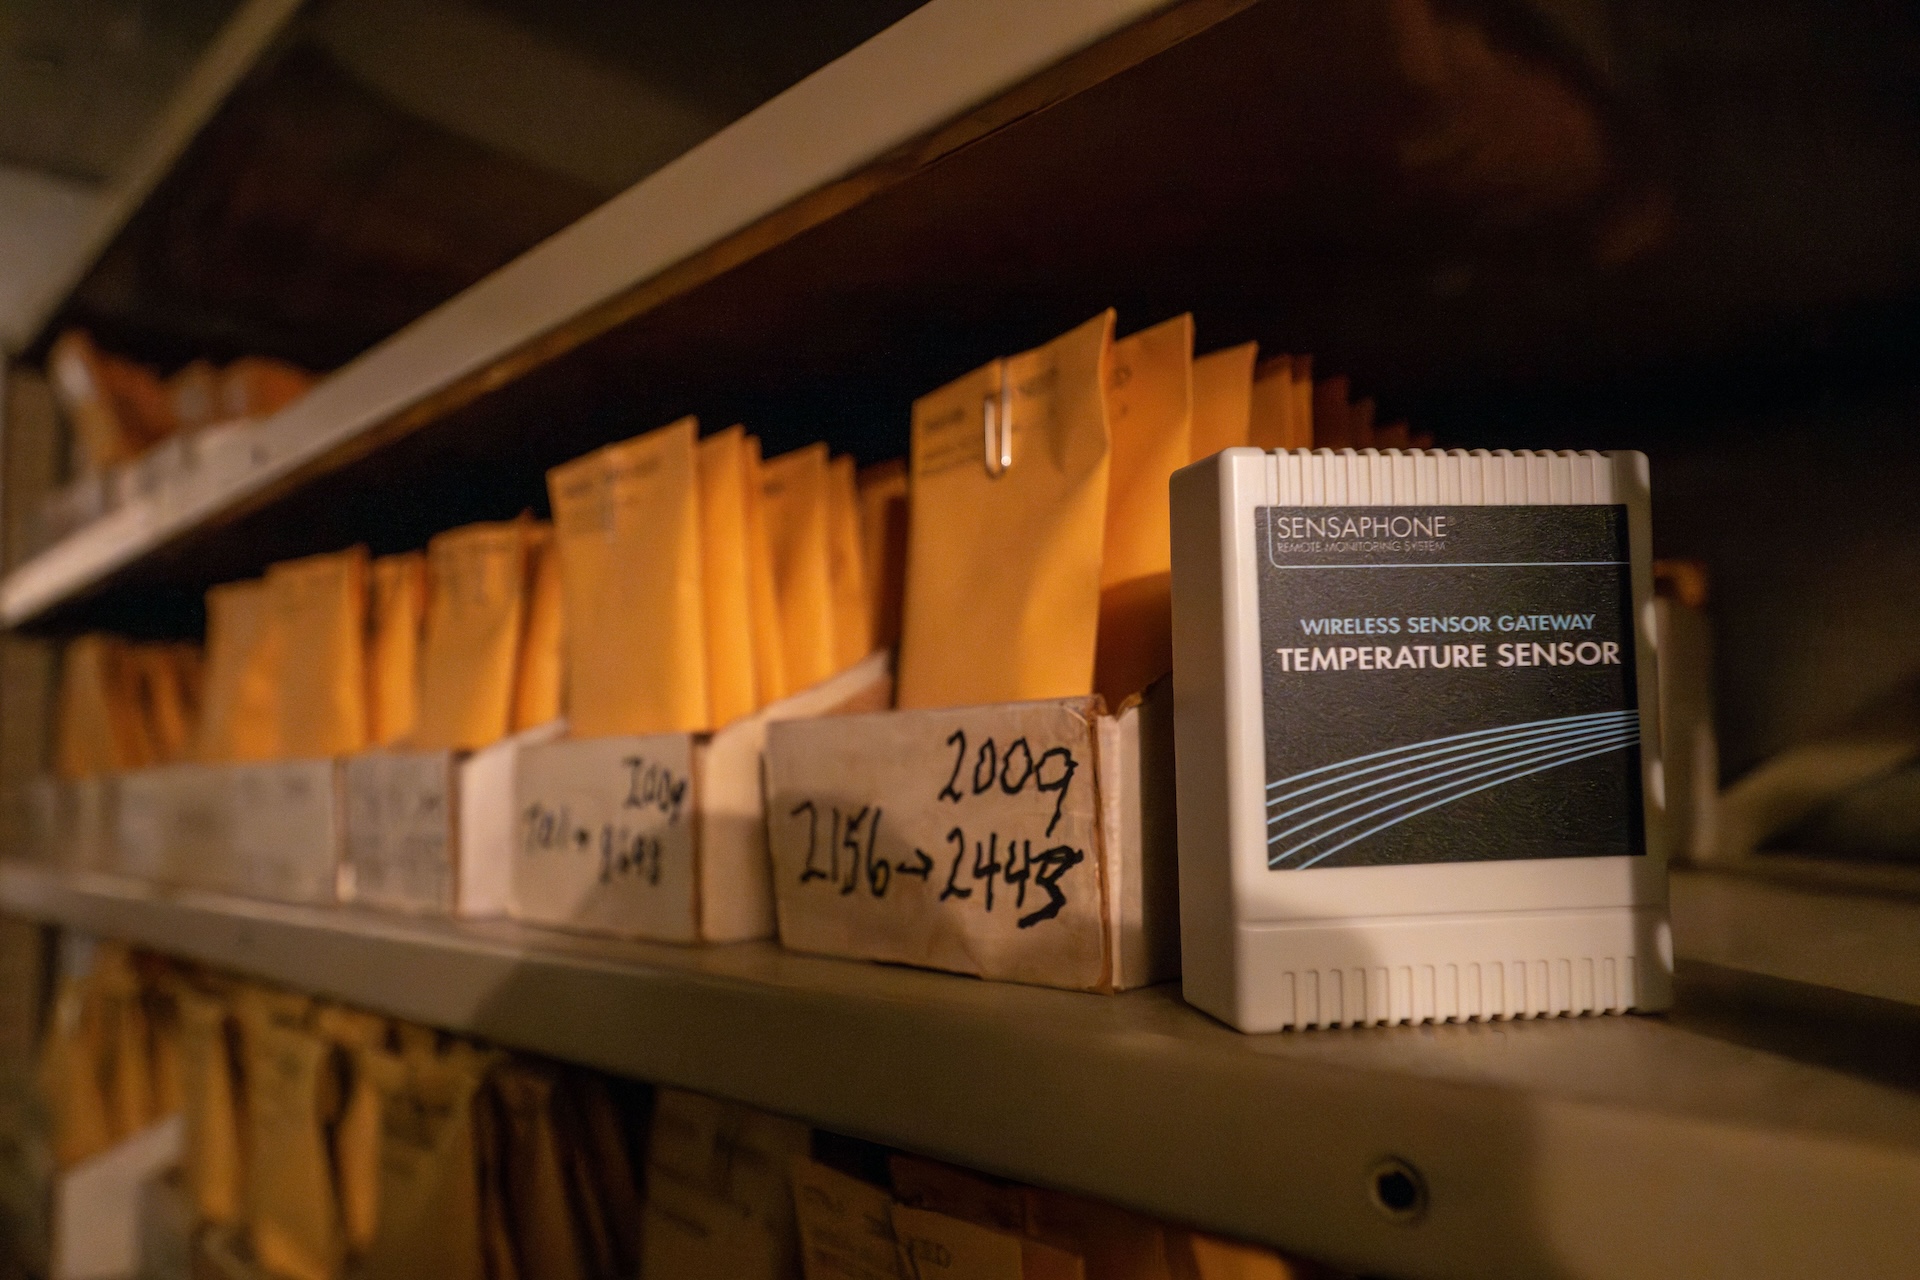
[{"left": 1368, "top": 1157, "right": 1427, "bottom": 1223}]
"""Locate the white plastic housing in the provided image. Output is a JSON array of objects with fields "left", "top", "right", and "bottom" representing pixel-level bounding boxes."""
[{"left": 1169, "top": 448, "right": 1673, "bottom": 1033}]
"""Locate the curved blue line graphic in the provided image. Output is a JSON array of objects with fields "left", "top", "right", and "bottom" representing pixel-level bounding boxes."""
[
  {"left": 1267, "top": 727, "right": 1640, "bottom": 868},
  {"left": 1266, "top": 721, "right": 1637, "bottom": 844},
  {"left": 1286, "top": 738, "right": 1641, "bottom": 869},
  {"left": 1266, "top": 710, "right": 1632, "bottom": 796},
  {"left": 1266, "top": 716, "right": 1636, "bottom": 818}
]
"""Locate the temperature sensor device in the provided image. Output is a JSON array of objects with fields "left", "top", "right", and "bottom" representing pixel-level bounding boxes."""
[{"left": 1169, "top": 448, "right": 1672, "bottom": 1033}]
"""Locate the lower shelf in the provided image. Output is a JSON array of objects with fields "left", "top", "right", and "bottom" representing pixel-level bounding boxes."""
[{"left": 2, "top": 860, "right": 1916, "bottom": 1280}]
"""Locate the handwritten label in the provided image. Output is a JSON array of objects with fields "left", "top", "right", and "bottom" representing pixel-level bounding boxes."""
[
  {"left": 887, "top": 1205, "right": 1041, "bottom": 1280},
  {"left": 343, "top": 752, "right": 456, "bottom": 912},
  {"left": 510, "top": 734, "right": 700, "bottom": 942},
  {"left": 792, "top": 1159, "right": 905, "bottom": 1280},
  {"left": 766, "top": 700, "right": 1109, "bottom": 990}
]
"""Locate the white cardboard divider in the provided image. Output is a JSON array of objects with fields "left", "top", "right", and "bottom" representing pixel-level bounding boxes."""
[
  {"left": 509, "top": 652, "right": 893, "bottom": 943},
  {"left": 67, "top": 776, "right": 118, "bottom": 875},
  {"left": 341, "top": 750, "right": 460, "bottom": 913},
  {"left": 762, "top": 678, "right": 1179, "bottom": 993},
  {"left": 51, "top": 1114, "right": 184, "bottom": 1280},
  {"left": 340, "top": 720, "right": 570, "bottom": 917},
  {"left": 99, "top": 760, "right": 340, "bottom": 905},
  {"left": 458, "top": 719, "right": 567, "bottom": 918},
  {"left": 115, "top": 764, "right": 222, "bottom": 885},
  {"left": 212, "top": 759, "right": 341, "bottom": 905}
]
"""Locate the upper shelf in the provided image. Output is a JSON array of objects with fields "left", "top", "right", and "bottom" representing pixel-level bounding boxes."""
[
  {"left": 1, "top": 859, "right": 1915, "bottom": 1280},
  {"left": 16, "top": 0, "right": 939, "bottom": 372},
  {"left": 11, "top": 0, "right": 1920, "bottom": 632},
  {"left": 4, "top": 0, "right": 1237, "bottom": 627}
]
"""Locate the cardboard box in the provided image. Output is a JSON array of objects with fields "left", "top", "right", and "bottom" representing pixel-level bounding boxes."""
[
  {"left": 339, "top": 720, "right": 567, "bottom": 917},
  {"left": 227, "top": 760, "right": 345, "bottom": 905},
  {"left": 510, "top": 652, "right": 891, "bottom": 943},
  {"left": 69, "top": 775, "right": 119, "bottom": 875},
  {"left": 51, "top": 1115, "right": 184, "bottom": 1280},
  {"left": 114, "top": 764, "right": 222, "bottom": 885},
  {"left": 341, "top": 750, "right": 459, "bottom": 912},
  {"left": 455, "top": 720, "right": 566, "bottom": 918},
  {"left": 2, "top": 776, "right": 71, "bottom": 869},
  {"left": 762, "top": 679, "right": 1178, "bottom": 992},
  {"left": 98, "top": 761, "right": 338, "bottom": 905}
]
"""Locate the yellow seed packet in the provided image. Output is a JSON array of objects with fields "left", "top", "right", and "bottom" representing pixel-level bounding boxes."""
[
  {"left": 105, "top": 987, "right": 157, "bottom": 1140},
  {"left": 897, "top": 310, "right": 1114, "bottom": 710},
  {"left": 414, "top": 520, "right": 534, "bottom": 751},
  {"left": 1248, "top": 355, "right": 1310, "bottom": 452},
  {"left": 698, "top": 427, "right": 761, "bottom": 726},
  {"left": 48, "top": 330, "right": 142, "bottom": 470},
  {"left": 359, "top": 1043, "right": 499, "bottom": 1280},
  {"left": 176, "top": 986, "right": 246, "bottom": 1226},
  {"left": 149, "top": 984, "right": 186, "bottom": 1119},
  {"left": 1350, "top": 395, "right": 1376, "bottom": 448},
  {"left": 38, "top": 975, "right": 114, "bottom": 1169},
  {"left": 643, "top": 1089, "right": 810, "bottom": 1280},
  {"left": 1102, "top": 314, "right": 1191, "bottom": 588},
  {"left": 491, "top": 1063, "right": 591, "bottom": 1280},
  {"left": 791, "top": 1157, "right": 905, "bottom": 1280},
  {"left": 549, "top": 418, "right": 709, "bottom": 737},
  {"left": 889, "top": 1204, "right": 1086, "bottom": 1280},
  {"left": 761, "top": 442, "right": 837, "bottom": 693},
  {"left": 54, "top": 634, "right": 150, "bottom": 778},
  {"left": 512, "top": 524, "right": 565, "bottom": 732},
  {"left": 313, "top": 1006, "right": 389, "bottom": 1257},
  {"left": 827, "top": 454, "right": 872, "bottom": 673},
  {"left": 1094, "top": 572, "right": 1174, "bottom": 710},
  {"left": 568, "top": 1072, "right": 645, "bottom": 1278},
  {"left": 220, "top": 356, "right": 314, "bottom": 420},
  {"left": 167, "top": 642, "right": 204, "bottom": 715},
  {"left": 126, "top": 643, "right": 197, "bottom": 764},
  {"left": 241, "top": 1012, "right": 345, "bottom": 1280},
  {"left": 1312, "top": 375, "right": 1353, "bottom": 449},
  {"left": 366, "top": 553, "right": 427, "bottom": 748},
  {"left": 267, "top": 547, "right": 370, "bottom": 759},
  {"left": 855, "top": 460, "right": 908, "bottom": 653},
  {"left": 1093, "top": 314, "right": 1190, "bottom": 707},
  {"left": 1190, "top": 342, "right": 1256, "bottom": 460},
  {"left": 1290, "top": 357, "right": 1314, "bottom": 446},
  {"left": 742, "top": 434, "right": 790, "bottom": 707},
  {"left": 196, "top": 579, "right": 283, "bottom": 763}
]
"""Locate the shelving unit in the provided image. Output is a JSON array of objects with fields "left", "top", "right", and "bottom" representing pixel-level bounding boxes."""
[
  {"left": 6, "top": 1, "right": 1920, "bottom": 1276},
  {"left": 3, "top": 0, "right": 1653, "bottom": 630},
  {"left": 2, "top": 859, "right": 1916, "bottom": 1280},
  {"left": 0, "top": 0, "right": 1224, "bottom": 624},
  {"left": 1, "top": 0, "right": 307, "bottom": 356}
]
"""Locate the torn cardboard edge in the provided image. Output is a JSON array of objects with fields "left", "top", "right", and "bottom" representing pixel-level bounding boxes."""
[{"left": 763, "top": 675, "right": 1177, "bottom": 993}]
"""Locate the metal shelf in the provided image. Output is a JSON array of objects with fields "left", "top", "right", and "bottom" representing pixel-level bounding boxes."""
[
  {"left": 2, "top": 0, "right": 306, "bottom": 355},
  {"left": 3, "top": 0, "right": 1665, "bottom": 632},
  {"left": 2, "top": 860, "right": 1915, "bottom": 1280},
  {"left": 0, "top": 0, "right": 1203, "bottom": 626}
]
